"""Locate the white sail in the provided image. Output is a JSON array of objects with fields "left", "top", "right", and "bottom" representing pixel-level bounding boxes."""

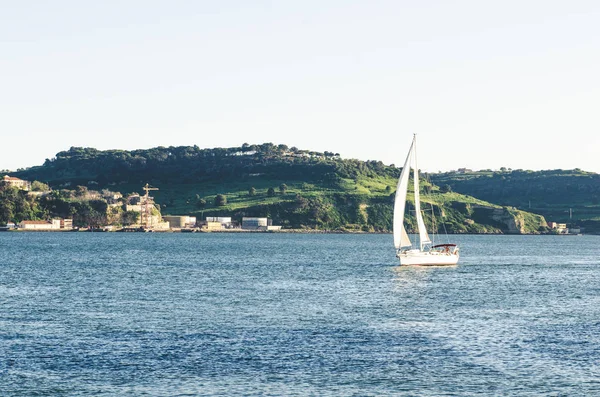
[
  {"left": 412, "top": 137, "right": 431, "bottom": 249},
  {"left": 399, "top": 222, "right": 411, "bottom": 248},
  {"left": 393, "top": 139, "right": 414, "bottom": 249}
]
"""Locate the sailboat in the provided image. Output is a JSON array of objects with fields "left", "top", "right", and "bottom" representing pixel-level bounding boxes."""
[{"left": 393, "top": 134, "right": 459, "bottom": 266}]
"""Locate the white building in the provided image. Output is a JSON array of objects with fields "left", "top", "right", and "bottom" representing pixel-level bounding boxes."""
[
  {"left": 242, "top": 217, "right": 268, "bottom": 229},
  {"left": 19, "top": 220, "right": 61, "bottom": 230},
  {"left": 18, "top": 219, "right": 73, "bottom": 230},
  {"left": 163, "top": 216, "right": 197, "bottom": 228},
  {"left": 241, "top": 217, "right": 281, "bottom": 231},
  {"left": 206, "top": 217, "right": 232, "bottom": 226},
  {"left": 0, "top": 222, "right": 16, "bottom": 231}
]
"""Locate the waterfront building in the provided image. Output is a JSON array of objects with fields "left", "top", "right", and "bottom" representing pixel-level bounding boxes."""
[
  {"left": 19, "top": 220, "right": 61, "bottom": 230},
  {"left": 163, "top": 216, "right": 197, "bottom": 228},
  {"left": 18, "top": 218, "right": 74, "bottom": 230},
  {"left": 241, "top": 217, "right": 281, "bottom": 231},
  {"left": 242, "top": 217, "right": 268, "bottom": 229},
  {"left": 202, "top": 221, "right": 224, "bottom": 231},
  {"left": 547, "top": 221, "right": 568, "bottom": 234},
  {"left": 206, "top": 217, "right": 232, "bottom": 227}
]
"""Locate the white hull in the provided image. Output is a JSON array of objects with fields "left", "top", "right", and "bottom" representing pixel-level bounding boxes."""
[{"left": 397, "top": 250, "right": 459, "bottom": 266}]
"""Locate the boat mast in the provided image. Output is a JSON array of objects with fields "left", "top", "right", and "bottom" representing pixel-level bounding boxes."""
[
  {"left": 430, "top": 202, "right": 436, "bottom": 246},
  {"left": 412, "top": 134, "right": 431, "bottom": 251}
]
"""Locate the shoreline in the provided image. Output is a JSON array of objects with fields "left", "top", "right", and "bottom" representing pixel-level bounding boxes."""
[{"left": 0, "top": 228, "right": 590, "bottom": 236}]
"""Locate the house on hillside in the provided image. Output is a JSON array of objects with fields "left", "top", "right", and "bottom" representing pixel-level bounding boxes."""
[
  {"left": 232, "top": 151, "right": 257, "bottom": 156},
  {"left": 27, "top": 190, "right": 50, "bottom": 198},
  {"left": 2, "top": 175, "right": 31, "bottom": 191}
]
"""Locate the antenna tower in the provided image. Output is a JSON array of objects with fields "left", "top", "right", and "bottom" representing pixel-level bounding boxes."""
[{"left": 141, "top": 183, "right": 159, "bottom": 228}]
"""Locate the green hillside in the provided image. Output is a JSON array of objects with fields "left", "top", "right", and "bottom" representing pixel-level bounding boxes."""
[
  {"left": 2, "top": 144, "right": 549, "bottom": 233},
  {"left": 430, "top": 169, "right": 600, "bottom": 233}
]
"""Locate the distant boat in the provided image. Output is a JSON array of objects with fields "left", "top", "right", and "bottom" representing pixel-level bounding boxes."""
[{"left": 393, "top": 134, "right": 460, "bottom": 266}]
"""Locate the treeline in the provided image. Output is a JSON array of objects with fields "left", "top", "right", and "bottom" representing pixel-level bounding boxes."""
[
  {"left": 14, "top": 143, "right": 399, "bottom": 188},
  {"left": 431, "top": 169, "right": 599, "bottom": 207}
]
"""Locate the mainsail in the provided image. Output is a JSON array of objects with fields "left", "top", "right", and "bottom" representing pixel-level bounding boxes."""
[{"left": 393, "top": 139, "right": 414, "bottom": 249}]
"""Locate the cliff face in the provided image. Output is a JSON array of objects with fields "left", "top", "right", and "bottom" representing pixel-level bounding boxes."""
[
  {"left": 472, "top": 206, "right": 547, "bottom": 234},
  {"left": 491, "top": 208, "right": 524, "bottom": 233}
]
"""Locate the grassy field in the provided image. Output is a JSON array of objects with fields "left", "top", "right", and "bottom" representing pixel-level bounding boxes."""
[{"left": 113, "top": 173, "right": 400, "bottom": 217}]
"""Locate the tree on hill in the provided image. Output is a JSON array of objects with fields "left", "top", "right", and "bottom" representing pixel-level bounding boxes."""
[
  {"left": 249, "top": 187, "right": 256, "bottom": 196},
  {"left": 215, "top": 194, "right": 227, "bottom": 206},
  {"left": 76, "top": 186, "right": 88, "bottom": 197},
  {"left": 31, "top": 181, "right": 50, "bottom": 192},
  {"left": 279, "top": 184, "right": 287, "bottom": 194},
  {"left": 267, "top": 187, "right": 276, "bottom": 197},
  {"left": 122, "top": 210, "right": 139, "bottom": 226},
  {"left": 0, "top": 185, "right": 46, "bottom": 224}
]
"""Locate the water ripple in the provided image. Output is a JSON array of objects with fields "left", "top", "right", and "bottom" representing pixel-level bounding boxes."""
[{"left": 0, "top": 233, "right": 599, "bottom": 396}]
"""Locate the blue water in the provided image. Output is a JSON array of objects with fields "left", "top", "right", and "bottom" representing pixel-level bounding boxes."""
[{"left": 0, "top": 233, "right": 599, "bottom": 396}]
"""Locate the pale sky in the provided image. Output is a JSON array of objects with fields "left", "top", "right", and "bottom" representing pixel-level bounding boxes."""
[{"left": 1, "top": 1, "right": 599, "bottom": 173}]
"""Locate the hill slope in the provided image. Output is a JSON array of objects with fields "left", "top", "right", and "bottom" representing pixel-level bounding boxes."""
[
  {"left": 430, "top": 169, "right": 600, "bottom": 233},
  {"left": 4, "top": 144, "right": 549, "bottom": 233}
]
